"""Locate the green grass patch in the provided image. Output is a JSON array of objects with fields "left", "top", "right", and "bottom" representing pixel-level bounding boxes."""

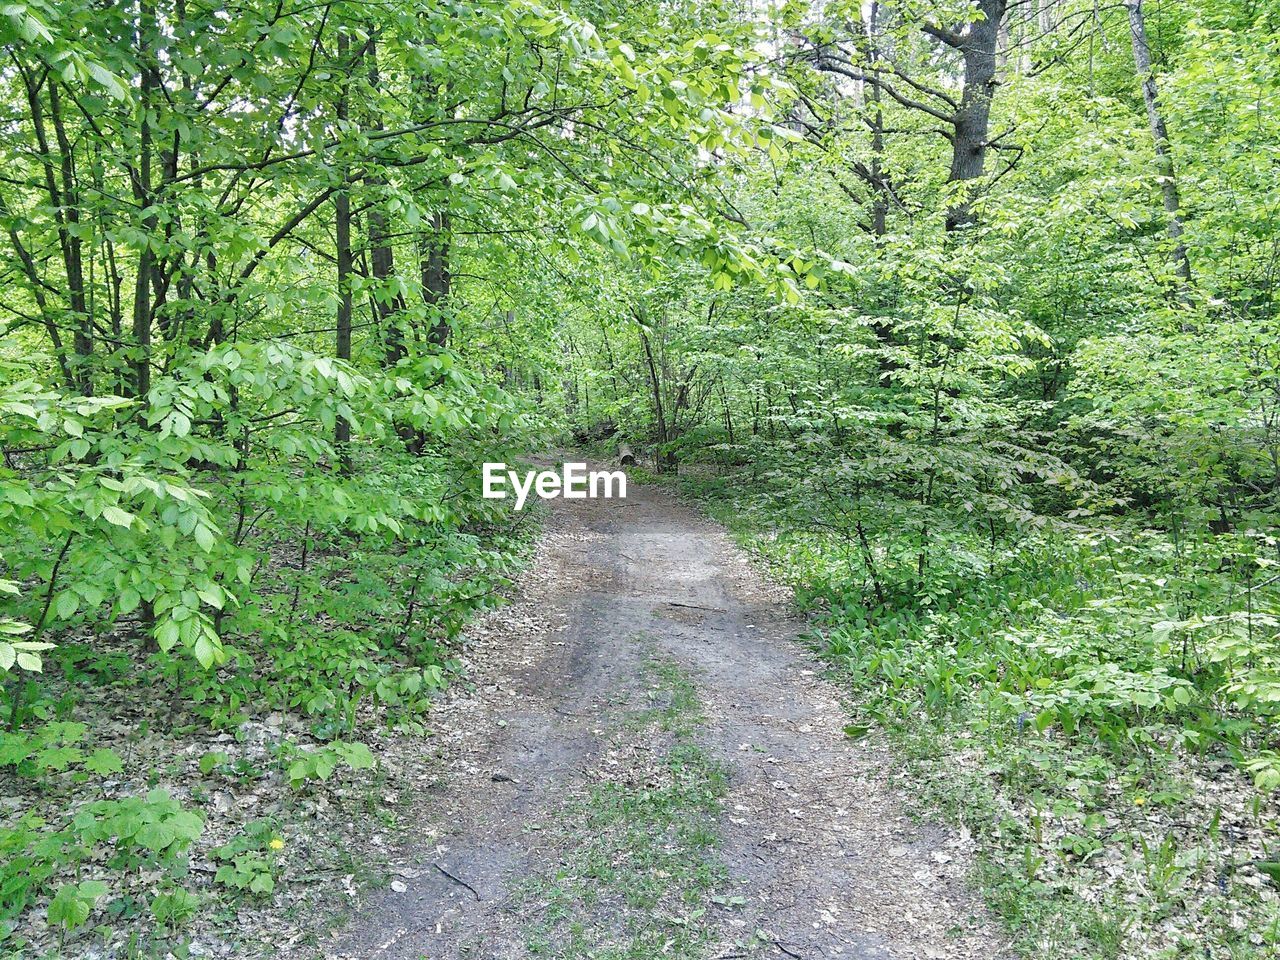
[
  {"left": 518, "top": 652, "right": 734, "bottom": 959},
  {"left": 675, "top": 470, "right": 1280, "bottom": 960}
]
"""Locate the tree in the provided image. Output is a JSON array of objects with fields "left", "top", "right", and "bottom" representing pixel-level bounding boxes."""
[
  {"left": 1125, "top": 0, "right": 1193, "bottom": 291},
  {"left": 803, "top": 0, "right": 1014, "bottom": 232}
]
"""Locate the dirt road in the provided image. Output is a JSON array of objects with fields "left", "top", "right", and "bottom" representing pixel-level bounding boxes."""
[{"left": 320, "top": 478, "right": 1010, "bottom": 960}]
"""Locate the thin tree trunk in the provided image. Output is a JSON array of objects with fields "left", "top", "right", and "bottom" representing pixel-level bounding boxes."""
[
  {"left": 48, "top": 82, "right": 92, "bottom": 394},
  {"left": 865, "top": 3, "right": 888, "bottom": 240},
  {"left": 335, "top": 32, "right": 353, "bottom": 463},
  {"left": 20, "top": 63, "right": 93, "bottom": 394},
  {"left": 1038, "top": 0, "right": 1055, "bottom": 34},
  {"left": 130, "top": 0, "right": 158, "bottom": 400},
  {"left": 423, "top": 210, "right": 451, "bottom": 347},
  {"left": 365, "top": 35, "right": 407, "bottom": 367},
  {"left": 0, "top": 192, "right": 74, "bottom": 389},
  {"left": 638, "top": 321, "right": 669, "bottom": 471},
  {"left": 1125, "top": 0, "right": 1193, "bottom": 291},
  {"left": 863, "top": 3, "right": 897, "bottom": 384}
]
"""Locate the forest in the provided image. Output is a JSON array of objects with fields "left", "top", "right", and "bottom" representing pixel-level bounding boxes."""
[{"left": 1, "top": 0, "right": 1279, "bottom": 956}]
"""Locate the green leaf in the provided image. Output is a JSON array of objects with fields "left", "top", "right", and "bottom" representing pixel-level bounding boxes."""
[
  {"left": 198, "top": 751, "right": 228, "bottom": 775},
  {"left": 137, "top": 820, "right": 178, "bottom": 851},
  {"left": 101, "top": 505, "right": 135, "bottom": 529},
  {"left": 193, "top": 524, "right": 215, "bottom": 552},
  {"left": 248, "top": 872, "right": 274, "bottom": 895},
  {"left": 47, "top": 886, "right": 92, "bottom": 932},
  {"left": 86, "top": 61, "right": 129, "bottom": 100},
  {"left": 47, "top": 881, "right": 108, "bottom": 931},
  {"left": 55, "top": 591, "right": 79, "bottom": 619},
  {"left": 334, "top": 740, "right": 375, "bottom": 770},
  {"left": 84, "top": 748, "right": 124, "bottom": 776}
]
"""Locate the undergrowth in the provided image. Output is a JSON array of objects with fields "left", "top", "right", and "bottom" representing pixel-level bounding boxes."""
[{"left": 677, "top": 469, "right": 1280, "bottom": 960}]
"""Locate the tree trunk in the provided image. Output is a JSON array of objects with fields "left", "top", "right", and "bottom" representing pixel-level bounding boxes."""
[
  {"left": 423, "top": 210, "right": 451, "bottom": 347},
  {"left": 1038, "top": 0, "right": 1056, "bottom": 34},
  {"left": 365, "top": 36, "right": 407, "bottom": 367},
  {"left": 1125, "top": 0, "right": 1193, "bottom": 291},
  {"left": 48, "top": 82, "right": 92, "bottom": 395},
  {"left": 335, "top": 33, "right": 353, "bottom": 461},
  {"left": 130, "top": 0, "right": 158, "bottom": 400},
  {"left": 20, "top": 63, "right": 94, "bottom": 394},
  {"left": 638, "top": 321, "right": 671, "bottom": 472},
  {"left": 945, "top": 0, "right": 1008, "bottom": 232},
  {"left": 865, "top": 3, "right": 888, "bottom": 240},
  {"left": 863, "top": 3, "right": 897, "bottom": 384}
]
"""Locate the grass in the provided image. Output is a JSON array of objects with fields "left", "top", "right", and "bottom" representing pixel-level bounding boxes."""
[
  {"left": 666, "top": 470, "right": 1280, "bottom": 960},
  {"left": 887, "top": 722, "right": 1130, "bottom": 959},
  {"left": 517, "top": 648, "right": 740, "bottom": 959}
]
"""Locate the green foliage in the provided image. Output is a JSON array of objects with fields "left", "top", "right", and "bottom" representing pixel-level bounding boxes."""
[
  {"left": 213, "top": 853, "right": 276, "bottom": 897},
  {"left": 197, "top": 751, "right": 228, "bottom": 777},
  {"left": 4, "top": 0, "right": 1280, "bottom": 953},
  {"left": 0, "top": 814, "right": 58, "bottom": 926},
  {"left": 82, "top": 748, "right": 123, "bottom": 777},
  {"left": 284, "top": 740, "right": 376, "bottom": 790},
  {"left": 211, "top": 821, "right": 284, "bottom": 897},
  {"left": 0, "top": 722, "right": 91, "bottom": 777},
  {"left": 0, "top": 789, "right": 202, "bottom": 933},
  {"left": 46, "top": 880, "right": 109, "bottom": 935},
  {"left": 686, "top": 481, "right": 1280, "bottom": 953},
  {"left": 150, "top": 887, "right": 200, "bottom": 931},
  {"left": 1, "top": 0, "right": 763, "bottom": 737},
  {"left": 73, "top": 790, "right": 204, "bottom": 862}
]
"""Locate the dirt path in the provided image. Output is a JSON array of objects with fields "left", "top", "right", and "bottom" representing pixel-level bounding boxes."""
[{"left": 316, "top": 478, "right": 1011, "bottom": 960}]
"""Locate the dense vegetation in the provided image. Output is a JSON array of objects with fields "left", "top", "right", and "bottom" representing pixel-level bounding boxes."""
[{"left": 2, "top": 0, "right": 1279, "bottom": 956}]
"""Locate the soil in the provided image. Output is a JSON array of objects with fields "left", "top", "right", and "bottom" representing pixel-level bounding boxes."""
[{"left": 311, "top": 477, "right": 1012, "bottom": 960}]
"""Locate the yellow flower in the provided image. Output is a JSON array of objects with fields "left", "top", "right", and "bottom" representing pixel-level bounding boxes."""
[
  {"left": 268, "top": 838, "right": 285, "bottom": 850},
  {"left": 1133, "top": 796, "right": 1146, "bottom": 807}
]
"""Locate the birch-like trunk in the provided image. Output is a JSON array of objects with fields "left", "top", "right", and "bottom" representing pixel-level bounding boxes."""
[{"left": 1126, "top": 0, "right": 1193, "bottom": 290}]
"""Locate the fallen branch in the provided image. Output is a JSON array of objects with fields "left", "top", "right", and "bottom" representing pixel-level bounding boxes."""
[
  {"left": 433, "top": 862, "right": 483, "bottom": 901},
  {"left": 666, "top": 601, "right": 726, "bottom": 613}
]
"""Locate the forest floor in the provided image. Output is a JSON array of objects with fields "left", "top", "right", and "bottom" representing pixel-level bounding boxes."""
[{"left": 308, "top": 475, "right": 1010, "bottom": 960}]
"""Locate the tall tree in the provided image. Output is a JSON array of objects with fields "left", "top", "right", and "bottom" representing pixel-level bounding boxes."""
[
  {"left": 1125, "top": 0, "right": 1193, "bottom": 291},
  {"left": 930, "top": 0, "right": 1009, "bottom": 231},
  {"left": 423, "top": 211, "right": 451, "bottom": 348},
  {"left": 807, "top": 0, "right": 1012, "bottom": 232},
  {"left": 335, "top": 30, "right": 353, "bottom": 461},
  {"left": 130, "top": 0, "right": 159, "bottom": 399}
]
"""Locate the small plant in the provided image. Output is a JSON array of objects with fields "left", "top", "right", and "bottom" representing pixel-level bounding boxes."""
[
  {"left": 214, "top": 851, "right": 275, "bottom": 896},
  {"left": 0, "top": 723, "right": 126, "bottom": 783},
  {"left": 151, "top": 887, "right": 201, "bottom": 931},
  {"left": 1058, "top": 832, "right": 1104, "bottom": 861},
  {"left": 47, "top": 879, "right": 110, "bottom": 943},
  {"left": 211, "top": 820, "right": 284, "bottom": 897},
  {"left": 84, "top": 747, "right": 124, "bottom": 776},
  {"left": 198, "top": 750, "right": 230, "bottom": 776},
  {"left": 1138, "top": 832, "right": 1186, "bottom": 899},
  {"left": 284, "top": 739, "right": 375, "bottom": 790},
  {"left": 73, "top": 790, "right": 204, "bottom": 865}
]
